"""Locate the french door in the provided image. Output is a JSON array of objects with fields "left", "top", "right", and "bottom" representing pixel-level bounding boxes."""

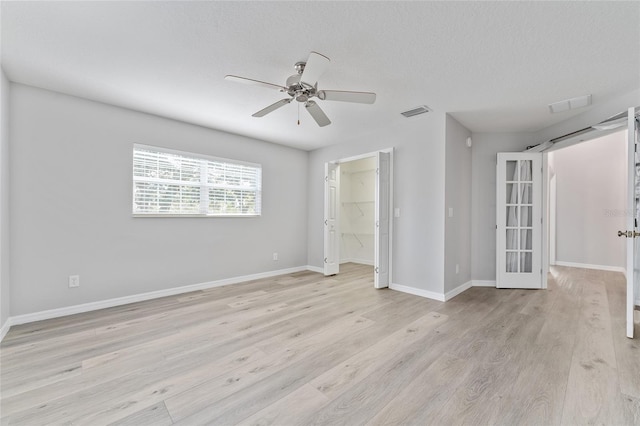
[
  {"left": 623, "top": 107, "right": 638, "bottom": 338},
  {"left": 496, "top": 153, "right": 543, "bottom": 289}
]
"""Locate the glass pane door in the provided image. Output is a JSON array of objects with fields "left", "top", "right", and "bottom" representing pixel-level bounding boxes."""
[{"left": 497, "top": 153, "right": 542, "bottom": 289}]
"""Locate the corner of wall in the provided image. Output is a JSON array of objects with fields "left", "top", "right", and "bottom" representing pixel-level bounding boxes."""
[
  {"left": 444, "top": 114, "right": 472, "bottom": 294},
  {"left": 0, "top": 67, "right": 11, "bottom": 333}
]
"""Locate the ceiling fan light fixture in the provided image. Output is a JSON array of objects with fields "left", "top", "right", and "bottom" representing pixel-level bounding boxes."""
[{"left": 401, "top": 105, "right": 431, "bottom": 118}]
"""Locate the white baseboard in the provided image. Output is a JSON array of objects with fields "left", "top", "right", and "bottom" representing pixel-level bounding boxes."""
[
  {"left": 472, "top": 280, "right": 497, "bottom": 287},
  {"left": 0, "top": 319, "right": 11, "bottom": 342},
  {"left": 306, "top": 265, "right": 324, "bottom": 274},
  {"left": 2, "top": 266, "right": 313, "bottom": 336},
  {"left": 389, "top": 283, "right": 445, "bottom": 302},
  {"left": 340, "top": 258, "right": 374, "bottom": 266},
  {"left": 444, "top": 281, "right": 472, "bottom": 301},
  {"left": 554, "top": 261, "right": 625, "bottom": 274}
]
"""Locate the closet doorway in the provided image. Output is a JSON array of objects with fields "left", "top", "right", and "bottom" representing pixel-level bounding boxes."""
[{"left": 324, "top": 149, "right": 392, "bottom": 288}]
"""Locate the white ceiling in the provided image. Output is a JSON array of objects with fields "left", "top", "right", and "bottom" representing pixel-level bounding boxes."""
[{"left": 2, "top": 1, "right": 639, "bottom": 151}]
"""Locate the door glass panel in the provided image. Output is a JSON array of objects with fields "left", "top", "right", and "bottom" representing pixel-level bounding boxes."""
[
  {"left": 520, "top": 183, "right": 533, "bottom": 204},
  {"left": 520, "top": 160, "right": 532, "bottom": 181},
  {"left": 520, "top": 252, "right": 532, "bottom": 273},
  {"left": 521, "top": 229, "right": 532, "bottom": 250},
  {"left": 506, "top": 229, "right": 518, "bottom": 250},
  {"left": 520, "top": 206, "right": 532, "bottom": 227},
  {"left": 506, "top": 252, "right": 518, "bottom": 273},
  {"left": 507, "top": 206, "right": 518, "bottom": 226},
  {"left": 506, "top": 183, "right": 518, "bottom": 204},
  {"left": 506, "top": 161, "right": 517, "bottom": 181}
]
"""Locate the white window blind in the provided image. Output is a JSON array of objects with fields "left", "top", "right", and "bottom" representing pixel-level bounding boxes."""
[{"left": 133, "top": 144, "right": 261, "bottom": 216}]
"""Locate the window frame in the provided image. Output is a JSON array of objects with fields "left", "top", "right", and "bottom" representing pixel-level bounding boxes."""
[{"left": 132, "top": 143, "right": 262, "bottom": 218}]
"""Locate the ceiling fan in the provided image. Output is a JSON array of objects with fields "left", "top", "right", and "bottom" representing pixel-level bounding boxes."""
[{"left": 225, "top": 51, "right": 376, "bottom": 127}]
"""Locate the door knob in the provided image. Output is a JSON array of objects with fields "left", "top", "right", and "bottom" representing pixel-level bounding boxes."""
[{"left": 617, "top": 230, "right": 640, "bottom": 238}]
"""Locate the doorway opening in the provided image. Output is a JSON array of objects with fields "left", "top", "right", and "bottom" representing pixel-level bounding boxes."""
[
  {"left": 339, "top": 157, "right": 376, "bottom": 267},
  {"left": 540, "top": 110, "right": 639, "bottom": 339},
  {"left": 323, "top": 149, "right": 393, "bottom": 289},
  {"left": 545, "top": 129, "right": 627, "bottom": 275}
]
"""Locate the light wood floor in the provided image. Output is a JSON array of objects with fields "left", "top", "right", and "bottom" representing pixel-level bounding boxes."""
[{"left": 1, "top": 263, "right": 639, "bottom": 425}]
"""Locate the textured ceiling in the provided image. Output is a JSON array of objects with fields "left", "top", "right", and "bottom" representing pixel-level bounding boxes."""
[{"left": 2, "top": 1, "right": 639, "bottom": 150}]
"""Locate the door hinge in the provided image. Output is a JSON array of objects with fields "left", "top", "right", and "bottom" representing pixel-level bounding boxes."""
[
  {"left": 325, "top": 176, "right": 328, "bottom": 182},
  {"left": 324, "top": 257, "right": 328, "bottom": 264}
]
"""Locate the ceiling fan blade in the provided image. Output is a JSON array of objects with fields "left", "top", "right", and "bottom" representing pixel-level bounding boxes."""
[
  {"left": 318, "top": 90, "right": 376, "bottom": 104},
  {"left": 305, "top": 101, "right": 331, "bottom": 127},
  {"left": 300, "top": 51, "right": 330, "bottom": 86},
  {"left": 252, "top": 98, "right": 292, "bottom": 117},
  {"left": 225, "top": 75, "right": 287, "bottom": 91}
]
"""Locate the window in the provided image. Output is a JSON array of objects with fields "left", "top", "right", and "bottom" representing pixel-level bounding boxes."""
[{"left": 133, "top": 144, "right": 261, "bottom": 216}]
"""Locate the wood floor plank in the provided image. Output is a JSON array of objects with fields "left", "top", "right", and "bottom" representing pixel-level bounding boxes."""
[
  {"left": 606, "top": 272, "right": 640, "bottom": 399},
  {"left": 107, "top": 401, "right": 173, "bottom": 426},
  {"left": 366, "top": 352, "right": 473, "bottom": 426},
  {"left": 561, "top": 277, "right": 626, "bottom": 424},
  {"left": 164, "top": 315, "right": 376, "bottom": 423},
  {"left": 309, "top": 311, "right": 447, "bottom": 400},
  {"left": 235, "top": 384, "right": 329, "bottom": 426}
]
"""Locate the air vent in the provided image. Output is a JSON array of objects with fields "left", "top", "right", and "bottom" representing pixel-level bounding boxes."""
[
  {"left": 548, "top": 94, "right": 592, "bottom": 114},
  {"left": 401, "top": 105, "right": 431, "bottom": 118}
]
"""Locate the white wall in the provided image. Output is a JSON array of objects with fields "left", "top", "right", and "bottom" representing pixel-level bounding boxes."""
[
  {"left": 307, "top": 113, "right": 447, "bottom": 295},
  {"left": 551, "top": 131, "right": 627, "bottom": 269},
  {"left": 444, "top": 115, "right": 472, "bottom": 292},
  {"left": 340, "top": 157, "right": 375, "bottom": 265},
  {"left": 470, "top": 132, "right": 536, "bottom": 281},
  {"left": 10, "top": 84, "right": 309, "bottom": 316},
  {"left": 1, "top": 68, "right": 10, "bottom": 330}
]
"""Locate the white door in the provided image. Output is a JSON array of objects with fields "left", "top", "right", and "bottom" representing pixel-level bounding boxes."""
[
  {"left": 496, "top": 153, "right": 543, "bottom": 289},
  {"left": 324, "top": 162, "right": 340, "bottom": 276},
  {"left": 374, "top": 152, "right": 391, "bottom": 288},
  {"left": 624, "top": 107, "right": 638, "bottom": 338}
]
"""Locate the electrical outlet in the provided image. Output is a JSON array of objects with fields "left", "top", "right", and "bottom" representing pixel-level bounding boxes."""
[
  {"left": 455, "top": 264, "right": 459, "bottom": 274},
  {"left": 69, "top": 275, "right": 80, "bottom": 288},
  {"left": 273, "top": 252, "right": 278, "bottom": 261}
]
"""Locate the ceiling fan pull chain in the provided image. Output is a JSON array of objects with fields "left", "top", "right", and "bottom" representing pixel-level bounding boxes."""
[{"left": 297, "top": 102, "right": 300, "bottom": 125}]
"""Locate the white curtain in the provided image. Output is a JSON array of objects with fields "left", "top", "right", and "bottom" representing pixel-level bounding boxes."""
[{"left": 506, "top": 161, "right": 531, "bottom": 273}]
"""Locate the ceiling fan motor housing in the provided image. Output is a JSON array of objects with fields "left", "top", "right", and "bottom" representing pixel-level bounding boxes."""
[{"left": 285, "top": 72, "right": 316, "bottom": 102}]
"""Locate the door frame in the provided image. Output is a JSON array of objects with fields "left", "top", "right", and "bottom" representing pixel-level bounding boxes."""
[{"left": 323, "top": 148, "right": 394, "bottom": 286}]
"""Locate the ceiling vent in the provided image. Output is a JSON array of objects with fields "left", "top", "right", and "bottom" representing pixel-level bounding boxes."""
[
  {"left": 548, "top": 94, "right": 592, "bottom": 114},
  {"left": 401, "top": 105, "right": 431, "bottom": 118}
]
